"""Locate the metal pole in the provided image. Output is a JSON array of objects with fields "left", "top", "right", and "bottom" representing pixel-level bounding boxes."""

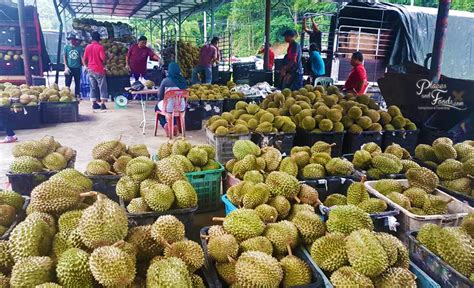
[
  {"left": 18, "top": 0, "right": 32, "bottom": 85},
  {"left": 203, "top": 11, "right": 207, "bottom": 43},
  {"left": 149, "top": 19, "right": 153, "bottom": 45},
  {"left": 430, "top": 0, "right": 451, "bottom": 83},
  {"left": 263, "top": 0, "right": 271, "bottom": 71},
  {"left": 53, "top": 0, "right": 63, "bottom": 84},
  {"left": 210, "top": 0, "right": 215, "bottom": 37},
  {"left": 160, "top": 15, "right": 164, "bottom": 47},
  {"left": 178, "top": 7, "right": 182, "bottom": 41}
]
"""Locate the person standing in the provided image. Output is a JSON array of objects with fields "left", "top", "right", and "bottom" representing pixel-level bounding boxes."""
[
  {"left": 343, "top": 51, "right": 368, "bottom": 95},
  {"left": 303, "top": 17, "right": 322, "bottom": 52},
  {"left": 281, "top": 29, "right": 303, "bottom": 90},
  {"left": 126, "top": 36, "right": 160, "bottom": 82},
  {"left": 83, "top": 32, "right": 108, "bottom": 110},
  {"left": 192, "top": 37, "right": 219, "bottom": 84},
  {"left": 64, "top": 33, "right": 84, "bottom": 99},
  {"left": 0, "top": 113, "right": 17, "bottom": 143},
  {"left": 309, "top": 43, "right": 325, "bottom": 82},
  {"left": 258, "top": 43, "right": 275, "bottom": 70}
]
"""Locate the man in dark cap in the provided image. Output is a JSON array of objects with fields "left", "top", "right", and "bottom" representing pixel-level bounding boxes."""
[
  {"left": 126, "top": 35, "right": 160, "bottom": 81},
  {"left": 64, "top": 32, "right": 84, "bottom": 99},
  {"left": 280, "top": 29, "right": 303, "bottom": 90}
]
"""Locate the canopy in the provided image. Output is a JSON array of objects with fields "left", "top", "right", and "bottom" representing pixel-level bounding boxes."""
[{"left": 61, "top": 0, "right": 228, "bottom": 21}]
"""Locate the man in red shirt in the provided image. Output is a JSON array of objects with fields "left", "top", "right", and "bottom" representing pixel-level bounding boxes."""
[
  {"left": 126, "top": 36, "right": 160, "bottom": 81},
  {"left": 83, "top": 32, "right": 108, "bottom": 110},
  {"left": 191, "top": 37, "right": 219, "bottom": 84},
  {"left": 344, "top": 51, "right": 368, "bottom": 95},
  {"left": 258, "top": 43, "right": 275, "bottom": 70}
]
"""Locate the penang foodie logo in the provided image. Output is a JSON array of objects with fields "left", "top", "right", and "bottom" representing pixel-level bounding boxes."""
[{"left": 416, "top": 79, "right": 467, "bottom": 111}]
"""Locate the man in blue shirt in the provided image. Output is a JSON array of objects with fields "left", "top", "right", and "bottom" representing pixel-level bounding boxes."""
[{"left": 309, "top": 43, "right": 325, "bottom": 82}]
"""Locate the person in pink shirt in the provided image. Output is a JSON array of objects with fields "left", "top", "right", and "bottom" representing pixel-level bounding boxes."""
[
  {"left": 191, "top": 37, "right": 219, "bottom": 84},
  {"left": 126, "top": 35, "right": 160, "bottom": 81},
  {"left": 83, "top": 32, "right": 108, "bottom": 110}
]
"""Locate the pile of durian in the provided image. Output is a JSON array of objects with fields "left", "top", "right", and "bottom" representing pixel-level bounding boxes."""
[
  {"left": 204, "top": 205, "right": 324, "bottom": 287},
  {"left": 261, "top": 85, "right": 417, "bottom": 133},
  {"left": 0, "top": 190, "right": 24, "bottom": 238},
  {"left": 351, "top": 142, "right": 420, "bottom": 179},
  {"left": 322, "top": 179, "right": 389, "bottom": 214},
  {"left": 372, "top": 167, "right": 455, "bottom": 216},
  {"left": 225, "top": 140, "right": 354, "bottom": 181},
  {"left": 415, "top": 137, "right": 474, "bottom": 196},
  {"left": 206, "top": 102, "right": 297, "bottom": 136},
  {"left": 188, "top": 82, "right": 242, "bottom": 101},
  {"left": 9, "top": 136, "right": 75, "bottom": 174},
  {"left": 161, "top": 41, "right": 200, "bottom": 79},
  {"left": 156, "top": 138, "right": 221, "bottom": 172},
  {"left": 416, "top": 217, "right": 473, "bottom": 280},
  {"left": 1, "top": 177, "right": 207, "bottom": 287},
  {"left": 310, "top": 228, "right": 414, "bottom": 287},
  {"left": 0, "top": 83, "right": 76, "bottom": 108},
  {"left": 85, "top": 139, "right": 150, "bottom": 176}
]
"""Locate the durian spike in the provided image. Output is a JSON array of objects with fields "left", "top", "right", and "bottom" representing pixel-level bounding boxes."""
[
  {"left": 80, "top": 191, "right": 98, "bottom": 198},
  {"left": 227, "top": 255, "right": 236, "bottom": 263},
  {"left": 286, "top": 244, "right": 293, "bottom": 256},
  {"left": 212, "top": 217, "right": 225, "bottom": 222}
]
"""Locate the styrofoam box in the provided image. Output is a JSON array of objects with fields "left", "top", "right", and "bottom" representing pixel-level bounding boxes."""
[{"left": 365, "top": 179, "right": 473, "bottom": 242}]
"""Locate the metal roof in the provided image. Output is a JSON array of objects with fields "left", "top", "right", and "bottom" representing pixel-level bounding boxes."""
[{"left": 60, "top": 0, "right": 229, "bottom": 21}]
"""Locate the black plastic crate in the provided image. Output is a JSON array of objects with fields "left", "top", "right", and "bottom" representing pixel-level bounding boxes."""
[
  {"left": 342, "top": 154, "right": 405, "bottom": 181},
  {"left": 382, "top": 129, "right": 419, "bottom": 155},
  {"left": 40, "top": 101, "right": 79, "bottom": 123},
  {"left": 248, "top": 70, "right": 273, "bottom": 86},
  {"left": 251, "top": 132, "right": 295, "bottom": 155},
  {"left": 200, "top": 99, "right": 224, "bottom": 119},
  {"left": 232, "top": 62, "right": 256, "bottom": 84},
  {"left": 0, "top": 61, "right": 22, "bottom": 75},
  {"left": 294, "top": 129, "right": 345, "bottom": 157},
  {"left": 106, "top": 75, "right": 130, "bottom": 96},
  {"left": 87, "top": 175, "right": 121, "bottom": 202},
  {"left": 303, "top": 177, "right": 400, "bottom": 233},
  {"left": 0, "top": 196, "right": 29, "bottom": 240},
  {"left": 418, "top": 124, "right": 465, "bottom": 145},
  {"left": 214, "top": 71, "right": 232, "bottom": 85},
  {"left": 200, "top": 226, "right": 327, "bottom": 288},
  {"left": 437, "top": 186, "right": 474, "bottom": 207},
  {"left": 343, "top": 131, "right": 383, "bottom": 154},
  {"left": 119, "top": 197, "right": 197, "bottom": 234},
  {"left": 9, "top": 105, "right": 41, "bottom": 130},
  {"left": 185, "top": 101, "right": 204, "bottom": 131},
  {"left": 6, "top": 155, "right": 76, "bottom": 196}
]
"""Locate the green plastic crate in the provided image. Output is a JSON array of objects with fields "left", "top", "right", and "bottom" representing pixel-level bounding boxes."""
[{"left": 185, "top": 163, "right": 225, "bottom": 213}]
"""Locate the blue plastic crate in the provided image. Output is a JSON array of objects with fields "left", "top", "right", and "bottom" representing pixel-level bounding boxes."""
[
  {"left": 410, "top": 262, "right": 441, "bottom": 288},
  {"left": 221, "top": 194, "right": 236, "bottom": 215},
  {"left": 80, "top": 83, "right": 90, "bottom": 99}
]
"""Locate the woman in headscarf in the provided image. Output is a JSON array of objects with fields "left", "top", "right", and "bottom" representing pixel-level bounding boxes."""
[{"left": 155, "top": 62, "right": 188, "bottom": 136}]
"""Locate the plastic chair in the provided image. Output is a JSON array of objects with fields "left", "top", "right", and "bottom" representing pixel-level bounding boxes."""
[
  {"left": 314, "top": 76, "right": 334, "bottom": 87},
  {"left": 154, "top": 89, "right": 189, "bottom": 139}
]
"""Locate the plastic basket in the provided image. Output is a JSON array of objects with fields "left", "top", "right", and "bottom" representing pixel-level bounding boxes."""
[
  {"left": 200, "top": 226, "right": 327, "bottom": 288},
  {"left": 223, "top": 172, "right": 241, "bottom": 192},
  {"left": 342, "top": 131, "right": 383, "bottom": 154},
  {"left": 437, "top": 185, "right": 474, "bottom": 206},
  {"left": 248, "top": 70, "right": 273, "bottom": 86},
  {"left": 87, "top": 174, "right": 121, "bottom": 202},
  {"left": 80, "top": 83, "right": 90, "bottom": 99},
  {"left": 221, "top": 194, "right": 236, "bottom": 216},
  {"left": 40, "top": 101, "right": 79, "bottom": 123},
  {"left": 232, "top": 62, "right": 256, "bottom": 84},
  {"left": 303, "top": 178, "right": 400, "bottom": 233},
  {"left": 382, "top": 129, "right": 419, "bottom": 155},
  {"left": 6, "top": 155, "right": 76, "bottom": 196},
  {"left": 206, "top": 128, "right": 252, "bottom": 164},
  {"left": 410, "top": 261, "right": 442, "bottom": 288},
  {"left": 106, "top": 75, "right": 130, "bottom": 97},
  {"left": 407, "top": 231, "right": 471, "bottom": 288},
  {"left": 119, "top": 197, "right": 198, "bottom": 233},
  {"left": 342, "top": 154, "right": 405, "bottom": 180},
  {"left": 185, "top": 163, "right": 225, "bottom": 213},
  {"left": 9, "top": 105, "right": 41, "bottom": 130},
  {"left": 201, "top": 99, "right": 224, "bottom": 119},
  {"left": 185, "top": 101, "right": 204, "bottom": 131},
  {"left": 365, "top": 179, "right": 473, "bottom": 243},
  {"left": 0, "top": 196, "right": 30, "bottom": 240},
  {"left": 294, "top": 129, "right": 345, "bottom": 157},
  {"left": 251, "top": 132, "right": 295, "bottom": 155}
]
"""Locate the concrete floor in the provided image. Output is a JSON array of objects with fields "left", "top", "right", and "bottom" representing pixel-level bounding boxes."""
[{"left": 0, "top": 100, "right": 209, "bottom": 182}]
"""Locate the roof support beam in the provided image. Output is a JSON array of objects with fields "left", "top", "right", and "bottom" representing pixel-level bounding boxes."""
[
  {"left": 111, "top": 0, "right": 119, "bottom": 15},
  {"left": 129, "top": 0, "right": 149, "bottom": 18},
  {"left": 146, "top": 0, "right": 182, "bottom": 19}
]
